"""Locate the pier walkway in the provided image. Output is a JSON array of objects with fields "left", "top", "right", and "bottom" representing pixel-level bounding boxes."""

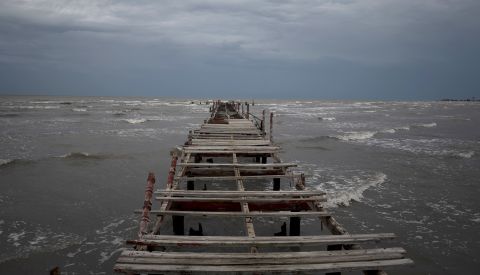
[{"left": 114, "top": 100, "right": 412, "bottom": 274}]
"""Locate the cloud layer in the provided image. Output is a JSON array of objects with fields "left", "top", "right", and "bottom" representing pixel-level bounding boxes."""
[{"left": 1, "top": 0, "right": 479, "bottom": 99}]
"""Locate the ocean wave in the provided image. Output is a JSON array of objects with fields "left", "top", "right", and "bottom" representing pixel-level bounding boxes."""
[
  {"left": 413, "top": 122, "right": 437, "bottom": 128},
  {"left": 123, "top": 118, "right": 147, "bottom": 124},
  {"left": 363, "top": 138, "right": 476, "bottom": 159},
  {"left": 0, "top": 113, "right": 20, "bottom": 118},
  {"left": 0, "top": 159, "right": 13, "bottom": 166},
  {"left": 0, "top": 159, "right": 34, "bottom": 168},
  {"left": 72, "top": 108, "right": 87, "bottom": 112},
  {"left": 456, "top": 151, "right": 475, "bottom": 159},
  {"left": 336, "top": 131, "right": 377, "bottom": 141},
  {"left": 322, "top": 173, "right": 387, "bottom": 207},
  {"left": 56, "top": 152, "right": 114, "bottom": 160},
  {"left": 318, "top": 117, "right": 336, "bottom": 121},
  {"left": 298, "top": 163, "right": 387, "bottom": 208},
  {"left": 1, "top": 221, "right": 85, "bottom": 264}
]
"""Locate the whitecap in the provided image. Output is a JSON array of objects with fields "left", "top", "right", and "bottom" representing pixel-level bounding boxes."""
[
  {"left": 318, "top": 117, "right": 336, "bottom": 121},
  {"left": 72, "top": 108, "right": 87, "bottom": 112},
  {"left": 0, "top": 159, "right": 13, "bottom": 166},
  {"left": 123, "top": 118, "right": 147, "bottom": 124},
  {"left": 414, "top": 122, "right": 437, "bottom": 128},
  {"left": 336, "top": 131, "right": 377, "bottom": 141},
  {"left": 457, "top": 151, "right": 474, "bottom": 158},
  {"left": 321, "top": 173, "right": 387, "bottom": 207}
]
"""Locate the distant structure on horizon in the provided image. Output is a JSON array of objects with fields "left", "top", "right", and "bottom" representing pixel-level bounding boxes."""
[{"left": 440, "top": 97, "right": 478, "bottom": 102}]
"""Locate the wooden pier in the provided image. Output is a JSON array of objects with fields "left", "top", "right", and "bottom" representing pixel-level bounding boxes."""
[{"left": 114, "top": 100, "right": 413, "bottom": 274}]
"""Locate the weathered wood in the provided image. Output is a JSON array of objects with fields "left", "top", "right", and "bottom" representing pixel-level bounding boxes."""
[
  {"left": 117, "top": 248, "right": 406, "bottom": 265},
  {"left": 114, "top": 259, "right": 413, "bottom": 273},
  {"left": 128, "top": 233, "right": 396, "bottom": 246},
  {"left": 156, "top": 196, "right": 326, "bottom": 202},
  {"left": 135, "top": 209, "right": 330, "bottom": 217},
  {"left": 182, "top": 145, "right": 280, "bottom": 151},
  {"left": 155, "top": 190, "right": 326, "bottom": 197},
  {"left": 176, "top": 162, "right": 297, "bottom": 168},
  {"left": 118, "top": 247, "right": 406, "bottom": 259},
  {"left": 174, "top": 174, "right": 299, "bottom": 181}
]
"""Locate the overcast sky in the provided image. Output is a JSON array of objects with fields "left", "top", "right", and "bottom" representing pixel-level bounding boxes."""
[{"left": 0, "top": 0, "right": 479, "bottom": 99}]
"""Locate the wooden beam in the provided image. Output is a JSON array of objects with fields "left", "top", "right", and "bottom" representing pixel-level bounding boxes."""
[
  {"left": 176, "top": 162, "right": 297, "bottom": 168},
  {"left": 155, "top": 190, "right": 326, "bottom": 197},
  {"left": 114, "top": 259, "right": 414, "bottom": 273},
  {"left": 126, "top": 233, "right": 397, "bottom": 247},
  {"left": 135, "top": 210, "right": 329, "bottom": 217}
]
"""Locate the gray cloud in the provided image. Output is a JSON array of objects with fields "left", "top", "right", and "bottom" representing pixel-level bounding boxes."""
[{"left": 0, "top": 0, "right": 479, "bottom": 99}]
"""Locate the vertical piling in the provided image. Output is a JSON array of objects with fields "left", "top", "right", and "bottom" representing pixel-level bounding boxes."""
[
  {"left": 138, "top": 172, "right": 156, "bottom": 237},
  {"left": 273, "top": 178, "right": 280, "bottom": 191},
  {"left": 270, "top": 112, "right": 274, "bottom": 142}
]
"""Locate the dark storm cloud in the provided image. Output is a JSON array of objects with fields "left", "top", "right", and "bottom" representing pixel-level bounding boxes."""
[{"left": 0, "top": 0, "right": 479, "bottom": 99}]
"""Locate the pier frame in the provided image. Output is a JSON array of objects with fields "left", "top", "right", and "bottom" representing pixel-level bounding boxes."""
[{"left": 114, "top": 100, "right": 412, "bottom": 274}]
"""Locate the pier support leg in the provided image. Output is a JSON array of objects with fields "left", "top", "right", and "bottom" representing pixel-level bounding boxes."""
[
  {"left": 187, "top": 180, "right": 195, "bottom": 190},
  {"left": 273, "top": 178, "right": 280, "bottom": 191},
  {"left": 172, "top": 216, "right": 184, "bottom": 235},
  {"left": 261, "top": 156, "right": 267, "bottom": 164},
  {"left": 289, "top": 217, "right": 301, "bottom": 236}
]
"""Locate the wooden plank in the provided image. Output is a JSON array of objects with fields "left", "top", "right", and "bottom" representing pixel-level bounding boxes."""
[
  {"left": 135, "top": 210, "right": 329, "bottom": 217},
  {"left": 155, "top": 196, "right": 326, "bottom": 202},
  {"left": 174, "top": 174, "right": 297, "bottom": 181},
  {"left": 190, "top": 142, "right": 271, "bottom": 146},
  {"left": 127, "top": 233, "right": 396, "bottom": 247},
  {"left": 182, "top": 145, "right": 280, "bottom": 151},
  {"left": 176, "top": 162, "right": 297, "bottom": 168},
  {"left": 116, "top": 248, "right": 406, "bottom": 265},
  {"left": 118, "top": 247, "right": 405, "bottom": 259},
  {"left": 114, "top": 258, "right": 413, "bottom": 273},
  {"left": 155, "top": 190, "right": 326, "bottom": 197}
]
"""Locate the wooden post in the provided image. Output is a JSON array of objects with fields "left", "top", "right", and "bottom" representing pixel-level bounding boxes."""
[
  {"left": 172, "top": 216, "right": 184, "bottom": 235},
  {"left": 261, "top": 110, "right": 266, "bottom": 135},
  {"left": 187, "top": 180, "right": 195, "bottom": 190},
  {"left": 246, "top": 103, "right": 250, "bottom": 119},
  {"left": 289, "top": 216, "right": 301, "bottom": 236},
  {"left": 273, "top": 178, "right": 280, "bottom": 191},
  {"left": 269, "top": 112, "right": 274, "bottom": 142},
  {"left": 138, "top": 172, "right": 156, "bottom": 237}
]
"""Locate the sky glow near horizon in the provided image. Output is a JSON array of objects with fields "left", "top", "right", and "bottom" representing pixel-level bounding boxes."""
[{"left": 0, "top": 0, "right": 479, "bottom": 99}]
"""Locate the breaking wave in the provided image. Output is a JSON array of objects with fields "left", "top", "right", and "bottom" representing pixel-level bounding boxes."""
[
  {"left": 0, "top": 159, "right": 34, "bottom": 168},
  {"left": 56, "top": 152, "right": 114, "bottom": 160},
  {"left": 322, "top": 173, "right": 387, "bottom": 208},
  {"left": 318, "top": 117, "right": 336, "bottom": 121},
  {"left": 123, "top": 118, "right": 147, "bottom": 124},
  {"left": 336, "top": 131, "right": 377, "bottom": 141},
  {"left": 413, "top": 122, "right": 437, "bottom": 128}
]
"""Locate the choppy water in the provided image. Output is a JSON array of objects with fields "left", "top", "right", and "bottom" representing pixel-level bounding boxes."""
[{"left": 0, "top": 96, "right": 479, "bottom": 274}]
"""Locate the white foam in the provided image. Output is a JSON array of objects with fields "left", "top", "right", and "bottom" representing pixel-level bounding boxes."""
[
  {"left": 322, "top": 173, "right": 387, "bottom": 207},
  {"left": 382, "top": 129, "right": 396, "bottom": 134},
  {"left": 337, "top": 131, "right": 376, "bottom": 141},
  {"left": 319, "top": 117, "right": 336, "bottom": 121},
  {"left": 415, "top": 122, "right": 437, "bottom": 128},
  {"left": 124, "top": 118, "right": 147, "bottom": 124},
  {"left": 72, "top": 108, "right": 87, "bottom": 112},
  {"left": 457, "top": 151, "right": 475, "bottom": 158},
  {"left": 0, "top": 159, "right": 12, "bottom": 166}
]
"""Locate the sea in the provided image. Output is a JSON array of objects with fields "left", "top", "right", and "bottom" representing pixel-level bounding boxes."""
[{"left": 0, "top": 96, "right": 479, "bottom": 274}]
